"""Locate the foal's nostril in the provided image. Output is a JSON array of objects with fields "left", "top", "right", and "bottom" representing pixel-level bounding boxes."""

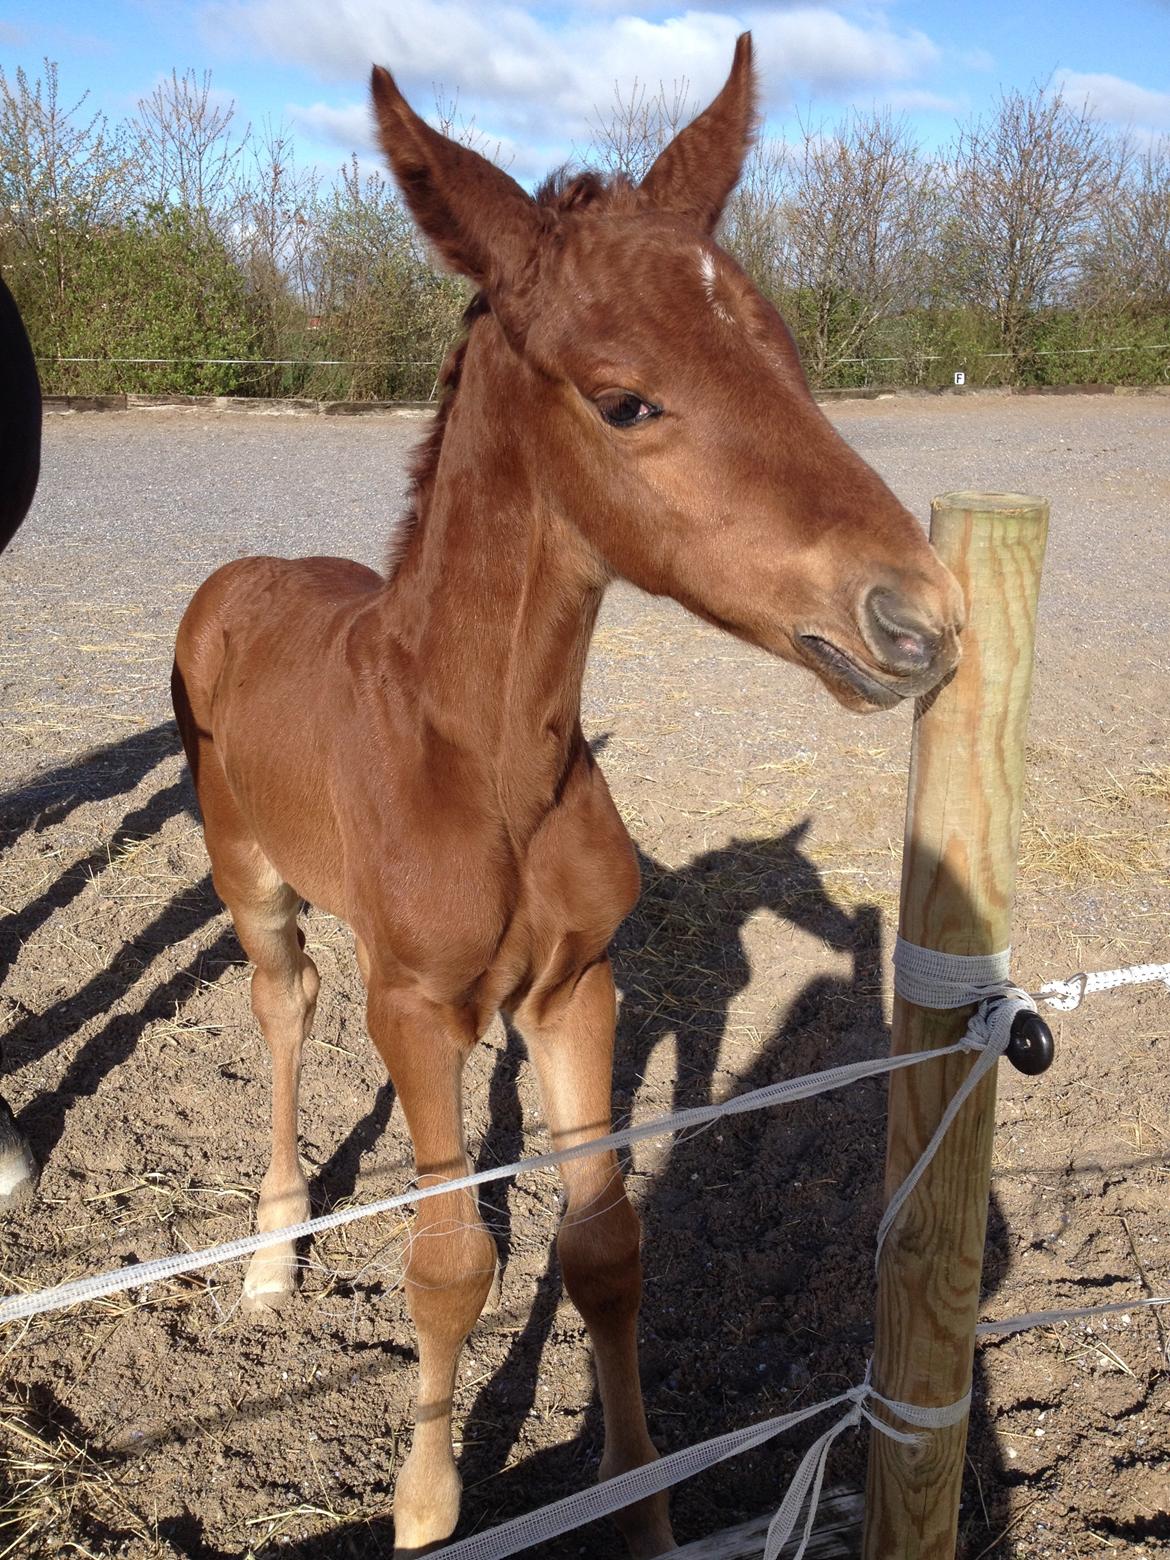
[{"left": 863, "top": 587, "right": 940, "bottom": 673}]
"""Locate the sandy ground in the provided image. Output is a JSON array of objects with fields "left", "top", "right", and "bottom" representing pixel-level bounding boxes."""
[{"left": 0, "top": 394, "right": 1168, "bottom": 1558}]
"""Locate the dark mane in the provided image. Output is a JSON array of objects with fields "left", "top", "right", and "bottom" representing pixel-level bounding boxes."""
[
  {"left": 388, "top": 291, "right": 489, "bottom": 575},
  {"left": 389, "top": 166, "right": 636, "bottom": 577},
  {"left": 534, "top": 167, "right": 637, "bottom": 213}
]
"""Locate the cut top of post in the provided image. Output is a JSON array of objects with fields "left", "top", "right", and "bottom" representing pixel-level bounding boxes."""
[{"left": 934, "top": 490, "right": 1048, "bottom": 516}]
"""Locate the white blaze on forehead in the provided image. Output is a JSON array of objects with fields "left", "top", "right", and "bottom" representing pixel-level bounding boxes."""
[{"left": 697, "top": 247, "right": 735, "bottom": 325}]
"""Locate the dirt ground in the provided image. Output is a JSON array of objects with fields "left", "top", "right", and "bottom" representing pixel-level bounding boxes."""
[{"left": 0, "top": 394, "right": 1167, "bottom": 1559}]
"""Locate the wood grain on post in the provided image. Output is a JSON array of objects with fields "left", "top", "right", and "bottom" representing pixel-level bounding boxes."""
[{"left": 863, "top": 493, "right": 1049, "bottom": 1559}]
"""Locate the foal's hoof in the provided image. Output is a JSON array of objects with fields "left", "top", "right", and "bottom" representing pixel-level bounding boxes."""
[
  {"left": 392, "top": 1447, "right": 462, "bottom": 1556},
  {"left": 242, "top": 1249, "right": 298, "bottom": 1312},
  {"left": 0, "top": 1105, "right": 38, "bottom": 1211}
]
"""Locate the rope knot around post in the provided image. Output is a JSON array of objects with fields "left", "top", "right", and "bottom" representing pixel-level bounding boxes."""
[
  {"left": 763, "top": 1371, "right": 974, "bottom": 1560},
  {"left": 892, "top": 937, "right": 1054, "bottom": 1074}
]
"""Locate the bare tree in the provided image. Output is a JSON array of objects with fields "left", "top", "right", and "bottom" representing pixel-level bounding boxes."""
[
  {"left": 1079, "top": 134, "right": 1170, "bottom": 315},
  {"left": 720, "top": 135, "right": 790, "bottom": 299},
  {"left": 0, "top": 60, "right": 128, "bottom": 305},
  {"left": 942, "top": 83, "right": 1117, "bottom": 372},
  {"left": 430, "top": 87, "right": 511, "bottom": 167},
  {"left": 307, "top": 156, "right": 465, "bottom": 398},
  {"left": 779, "top": 110, "right": 938, "bottom": 383},
  {"left": 132, "top": 67, "right": 246, "bottom": 226},
  {"left": 584, "top": 76, "right": 696, "bottom": 183},
  {"left": 234, "top": 118, "right": 320, "bottom": 307}
]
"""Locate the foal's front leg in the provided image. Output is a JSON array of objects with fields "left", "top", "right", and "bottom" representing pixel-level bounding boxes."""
[
  {"left": 366, "top": 985, "right": 497, "bottom": 1556},
  {"left": 515, "top": 957, "right": 676, "bottom": 1557}
]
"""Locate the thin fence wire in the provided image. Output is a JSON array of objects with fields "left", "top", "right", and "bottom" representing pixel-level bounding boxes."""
[
  {"left": 40, "top": 356, "right": 441, "bottom": 368},
  {"left": 36, "top": 342, "right": 1170, "bottom": 372},
  {"left": 832, "top": 343, "right": 1170, "bottom": 366}
]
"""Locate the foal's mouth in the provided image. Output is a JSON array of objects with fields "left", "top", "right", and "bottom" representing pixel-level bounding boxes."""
[{"left": 796, "top": 634, "right": 909, "bottom": 710}]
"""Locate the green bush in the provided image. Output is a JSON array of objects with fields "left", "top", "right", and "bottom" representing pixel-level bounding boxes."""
[{"left": 9, "top": 206, "right": 261, "bottom": 395}]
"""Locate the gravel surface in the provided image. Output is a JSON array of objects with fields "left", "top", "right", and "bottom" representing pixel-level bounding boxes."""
[{"left": 4, "top": 394, "right": 1167, "bottom": 774}]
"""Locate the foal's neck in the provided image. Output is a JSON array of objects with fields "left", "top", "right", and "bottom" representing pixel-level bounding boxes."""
[{"left": 384, "top": 313, "right": 606, "bottom": 830}]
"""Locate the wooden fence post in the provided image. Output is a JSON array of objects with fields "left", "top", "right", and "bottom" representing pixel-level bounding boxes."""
[{"left": 862, "top": 492, "right": 1049, "bottom": 1558}]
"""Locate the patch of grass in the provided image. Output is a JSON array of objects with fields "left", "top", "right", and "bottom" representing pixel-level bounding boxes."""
[
  {"left": 0, "top": 1391, "right": 156, "bottom": 1558},
  {"left": 1019, "top": 817, "right": 1167, "bottom": 886},
  {"left": 1135, "top": 765, "right": 1170, "bottom": 803}
]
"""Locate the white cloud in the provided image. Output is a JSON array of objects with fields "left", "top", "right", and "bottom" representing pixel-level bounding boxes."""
[
  {"left": 884, "top": 88, "right": 961, "bottom": 114},
  {"left": 203, "top": 1, "right": 945, "bottom": 132},
  {"left": 958, "top": 46, "right": 995, "bottom": 72},
  {"left": 290, "top": 97, "right": 549, "bottom": 181},
  {"left": 1055, "top": 70, "right": 1170, "bottom": 131},
  {"left": 205, "top": 1, "right": 952, "bottom": 187},
  {"left": 749, "top": 8, "right": 939, "bottom": 95},
  {"left": 292, "top": 99, "right": 377, "bottom": 152}
]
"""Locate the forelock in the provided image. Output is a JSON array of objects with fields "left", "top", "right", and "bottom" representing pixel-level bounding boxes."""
[{"left": 534, "top": 167, "right": 640, "bottom": 215}]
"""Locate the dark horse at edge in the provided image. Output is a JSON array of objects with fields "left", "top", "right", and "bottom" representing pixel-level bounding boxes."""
[{"left": 0, "top": 271, "right": 44, "bottom": 1206}]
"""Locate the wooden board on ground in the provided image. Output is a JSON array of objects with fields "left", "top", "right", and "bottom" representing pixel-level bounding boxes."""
[{"left": 674, "top": 1489, "right": 863, "bottom": 1558}]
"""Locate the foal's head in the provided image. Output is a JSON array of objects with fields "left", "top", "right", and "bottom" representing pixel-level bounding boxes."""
[{"left": 372, "top": 35, "right": 963, "bottom": 710}]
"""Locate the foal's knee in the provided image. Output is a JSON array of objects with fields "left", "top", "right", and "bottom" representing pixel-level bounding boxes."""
[
  {"left": 558, "top": 1181, "right": 642, "bottom": 1326},
  {"left": 405, "top": 1189, "right": 497, "bottom": 1335},
  {"left": 250, "top": 952, "right": 319, "bottom": 1032}
]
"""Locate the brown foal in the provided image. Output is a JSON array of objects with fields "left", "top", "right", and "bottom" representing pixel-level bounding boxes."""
[{"left": 172, "top": 34, "right": 963, "bottom": 1557}]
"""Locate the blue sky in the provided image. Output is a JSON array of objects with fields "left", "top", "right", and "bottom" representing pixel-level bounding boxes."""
[{"left": 2, "top": 1, "right": 1169, "bottom": 184}]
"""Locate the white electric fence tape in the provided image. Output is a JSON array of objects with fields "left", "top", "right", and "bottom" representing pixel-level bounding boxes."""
[
  {"left": 977, "top": 1295, "right": 1170, "bottom": 1339},
  {"left": 876, "top": 939, "right": 1039, "bottom": 1271},
  {"left": 0, "top": 953, "right": 1166, "bottom": 1559},
  {"left": 0, "top": 1038, "right": 980, "bottom": 1326},
  {"left": 1039, "top": 961, "right": 1170, "bottom": 1012},
  {"left": 891, "top": 941, "right": 1016, "bottom": 1009},
  {"left": 3, "top": 957, "right": 1162, "bottom": 1329},
  {"left": 426, "top": 1376, "right": 971, "bottom": 1560}
]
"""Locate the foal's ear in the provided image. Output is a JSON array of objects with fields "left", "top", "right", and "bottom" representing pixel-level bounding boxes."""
[
  {"left": 370, "top": 66, "right": 543, "bottom": 305},
  {"left": 639, "top": 33, "right": 757, "bottom": 232}
]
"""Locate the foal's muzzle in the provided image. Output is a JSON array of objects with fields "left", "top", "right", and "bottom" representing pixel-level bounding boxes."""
[
  {"left": 862, "top": 586, "right": 947, "bottom": 678},
  {"left": 798, "top": 582, "right": 962, "bottom": 709}
]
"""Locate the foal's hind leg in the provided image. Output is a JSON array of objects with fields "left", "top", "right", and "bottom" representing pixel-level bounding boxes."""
[
  {"left": 366, "top": 984, "right": 496, "bottom": 1555},
  {"left": 193, "top": 764, "right": 318, "bottom": 1309},
  {"left": 515, "top": 957, "right": 675, "bottom": 1557},
  {"left": 231, "top": 869, "right": 319, "bottom": 1310}
]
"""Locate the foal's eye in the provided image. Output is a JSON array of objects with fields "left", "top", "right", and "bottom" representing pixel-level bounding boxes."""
[{"left": 595, "top": 390, "right": 660, "bottom": 429}]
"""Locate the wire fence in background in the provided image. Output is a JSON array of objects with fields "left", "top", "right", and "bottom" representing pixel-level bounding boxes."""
[{"left": 35, "top": 340, "right": 1170, "bottom": 402}]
